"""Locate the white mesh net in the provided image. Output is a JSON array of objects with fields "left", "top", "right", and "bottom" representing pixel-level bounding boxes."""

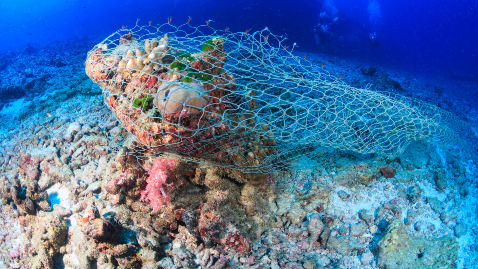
[{"left": 86, "top": 23, "right": 475, "bottom": 173}]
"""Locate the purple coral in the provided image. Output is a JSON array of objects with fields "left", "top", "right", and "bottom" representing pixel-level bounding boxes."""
[{"left": 140, "top": 159, "right": 176, "bottom": 210}]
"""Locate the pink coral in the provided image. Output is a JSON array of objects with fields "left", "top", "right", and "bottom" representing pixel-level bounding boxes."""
[
  {"left": 140, "top": 159, "right": 176, "bottom": 210},
  {"left": 9, "top": 246, "right": 20, "bottom": 259}
]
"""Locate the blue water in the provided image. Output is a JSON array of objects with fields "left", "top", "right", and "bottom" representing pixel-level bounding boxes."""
[{"left": 0, "top": 0, "right": 476, "bottom": 79}]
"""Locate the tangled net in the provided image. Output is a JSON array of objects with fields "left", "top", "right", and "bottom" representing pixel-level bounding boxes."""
[{"left": 86, "top": 22, "right": 474, "bottom": 173}]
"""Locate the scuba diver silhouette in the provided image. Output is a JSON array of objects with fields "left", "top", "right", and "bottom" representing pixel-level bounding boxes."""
[
  {"left": 314, "top": 12, "right": 336, "bottom": 46},
  {"left": 369, "top": 31, "right": 379, "bottom": 47}
]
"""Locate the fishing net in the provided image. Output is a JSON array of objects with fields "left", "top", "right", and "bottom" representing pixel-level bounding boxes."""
[{"left": 85, "top": 22, "right": 474, "bottom": 173}]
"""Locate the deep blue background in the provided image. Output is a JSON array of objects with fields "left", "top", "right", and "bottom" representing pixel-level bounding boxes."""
[{"left": 0, "top": 0, "right": 477, "bottom": 78}]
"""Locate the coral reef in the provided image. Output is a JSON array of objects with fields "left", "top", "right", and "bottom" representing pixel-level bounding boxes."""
[
  {"left": 85, "top": 23, "right": 476, "bottom": 177},
  {"left": 102, "top": 145, "right": 275, "bottom": 256},
  {"left": 0, "top": 23, "right": 476, "bottom": 269},
  {"left": 86, "top": 32, "right": 277, "bottom": 172}
]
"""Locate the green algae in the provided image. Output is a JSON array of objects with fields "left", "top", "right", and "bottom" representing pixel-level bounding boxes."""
[
  {"left": 169, "top": 61, "right": 187, "bottom": 71},
  {"left": 201, "top": 40, "right": 215, "bottom": 51},
  {"left": 132, "top": 96, "right": 154, "bottom": 112},
  {"left": 180, "top": 72, "right": 213, "bottom": 83},
  {"left": 201, "top": 37, "right": 226, "bottom": 52},
  {"left": 176, "top": 52, "right": 196, "bottom": 62}
]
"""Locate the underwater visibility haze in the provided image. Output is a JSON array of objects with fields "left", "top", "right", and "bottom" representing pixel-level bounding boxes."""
[{"left": 0, "top": 0, "right": 477, "bottom": 268}]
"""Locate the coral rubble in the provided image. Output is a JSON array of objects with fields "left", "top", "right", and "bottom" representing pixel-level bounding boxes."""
[{"left": 0, "top": 23, "right": 476, "bottom": 269}]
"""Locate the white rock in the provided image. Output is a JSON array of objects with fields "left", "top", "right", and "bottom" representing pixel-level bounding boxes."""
[
  {"left": 288, "top": 202, "right": 306, "bottom": 224},
  {"left": 316, "top": 255, "right": 331, "bottom": 267},
  {"left": 80, "top": 124, "right": 91, "bottom": 133},
  {"left": 361, "top": 251, "right": 374, "bottom": 266},
  {"left": 64, "top": 122, "right": 81, "bottom": 141}
]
